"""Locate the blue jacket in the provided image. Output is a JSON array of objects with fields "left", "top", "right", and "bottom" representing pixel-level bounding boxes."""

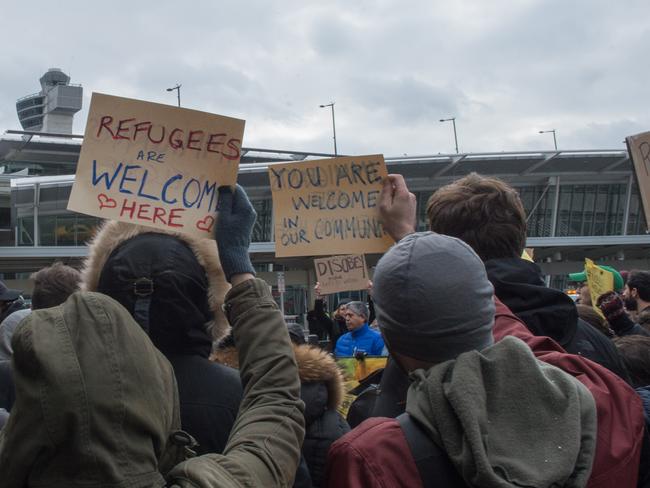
[{"left": 334, "top": 324, "right": 385, "bottom": 357}]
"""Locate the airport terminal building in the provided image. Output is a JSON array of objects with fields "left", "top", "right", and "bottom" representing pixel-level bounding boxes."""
[{"left": 1, "top": 71, "right": 648, "bottom": 320}]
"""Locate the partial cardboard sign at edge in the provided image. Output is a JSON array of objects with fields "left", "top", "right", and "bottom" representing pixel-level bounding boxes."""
[{"left": 626, "top": 130, "right": 650, "bottom": 232}]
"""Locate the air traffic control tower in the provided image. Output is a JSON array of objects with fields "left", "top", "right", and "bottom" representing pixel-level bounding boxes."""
[{"left": 15, "top": 68, "right": 82, "bottom": 134}]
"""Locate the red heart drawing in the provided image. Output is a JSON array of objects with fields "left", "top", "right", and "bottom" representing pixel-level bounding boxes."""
[
  {"left": 196, "top": 215, "right": 215, "bottom": 232},
  {"left": 97, "top": 194, "right": 117, "bottom": 210}
]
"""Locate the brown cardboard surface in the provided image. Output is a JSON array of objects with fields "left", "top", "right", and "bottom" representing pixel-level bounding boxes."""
[
  {"left": 269, "top": 154, "right": 394, "bottom": 257},
  {"left": 67, "top": 93, "right": 245, "bottom": 239},
  {"left": 314, "top": 254, "right": 368, "bottom": 294},
  {"left": 626, "top": 130, "right": 650, "bottom": 232}
]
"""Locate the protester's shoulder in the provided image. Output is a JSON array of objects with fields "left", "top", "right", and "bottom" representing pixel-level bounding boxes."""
[
  {"left": 638, "top": 308, "right": 650, "bottom": 325},
  {"left": 565, "top": 321, "right": 632, "bottom": 383},
  {"left": 573, "top": 319, "right": 624, "bottom": 359},
  {"left": 328, "top": 417, "right": 419, "bottom": 485},
  {"left": 366, "top": 326, "right": 382, "bottom": 338},
  {"left": 0, "top": 407, "right": 8, "bottom": 430},
  {"left": 336, "top": 331, "right": 353, "bottom": 344},
  {"left": 170, "top": 354, "right": 242, "bottom": 386},
  {"left": 371, "top": 328, "right": 384, "bottom": 341},
  {"left": 0, "top": 360, "right": 14, "bottom": 411},
  {"left": 356, "top": 326, "right": 382, "bottom": 344},
  {"left": 330, "top": 417, "right": 401, "bottom": 453}
]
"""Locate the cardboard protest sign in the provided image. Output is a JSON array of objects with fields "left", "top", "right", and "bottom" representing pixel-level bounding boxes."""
[
  {"left": 626, "top": 131, "right": 650, "bottom": 232},
  {"left": 269, "top": 155, "right": 394, "bottom": 257},
  {"left": 68, "top": 93, "right": 245, "bottom": 239},
  {"left": 522, "top": 248, "right": 535, "bottom": 262},
  {"left": 336, "top": 356, "right": 388, "bottom": 417},
  {"left": 314, "top": 254, "right": 368, "bottom": 295},
  {"left": 585, "top": 258, "right": 614, "bottom": 317}
]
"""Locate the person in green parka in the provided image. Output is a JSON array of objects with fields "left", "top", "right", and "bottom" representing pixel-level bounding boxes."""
[{"left": 0, "top": 185, "right": 306, "bottom": 488}]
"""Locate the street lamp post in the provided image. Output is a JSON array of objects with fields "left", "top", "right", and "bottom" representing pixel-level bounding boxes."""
[
  {"left": 439, "top": 117, "right": 459, "bottom": 154},
  {"left": 319, "top": 102, "right": 337, "bottom": 155},
  {"left": 166, "top": 84, "right": 181, "bottom": 107},
  {"left": 539, "top": 129, "right": 558, "bottom": 150}
]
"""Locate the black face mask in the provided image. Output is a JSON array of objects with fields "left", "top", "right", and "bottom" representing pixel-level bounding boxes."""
[{"left": 624, "top": 296, "right": 638, "bottom": 311}]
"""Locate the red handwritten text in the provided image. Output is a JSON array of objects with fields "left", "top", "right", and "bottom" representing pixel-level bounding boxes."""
[
  {"left": 96, "top": 116, "right": 241, "bottom": 160},
  {"left": 119, "top": 198, "right": 185, "bottom": 228}
]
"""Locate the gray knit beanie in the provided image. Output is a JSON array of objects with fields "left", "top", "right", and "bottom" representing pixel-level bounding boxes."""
[{"left": 373, "top": 232, "right": 495, "bottom": 363}]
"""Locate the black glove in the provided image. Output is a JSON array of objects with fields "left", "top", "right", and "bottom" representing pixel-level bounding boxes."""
[
  {"left": 596, "top": 291, "right": 626, "bottom": 322},
  {"left": 216, "top": 185, "right": 257, "bottom": 282}
]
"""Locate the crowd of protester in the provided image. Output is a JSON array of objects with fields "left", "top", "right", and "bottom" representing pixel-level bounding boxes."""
[{"left": 0, "top": 173, "right": 649, "bottom": 487}]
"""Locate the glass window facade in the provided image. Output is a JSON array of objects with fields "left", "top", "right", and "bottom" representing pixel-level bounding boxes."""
[
  {"left": 17, "top": 217, "right": 35, "bottom": 246},
  {"left": 627, "top": 187, "right": 647, "bottom": 235},
  {"left": 517, "top": 184, "right": 645, "bottom": 237},
  {"left": 251, "top": 198, "right": 273, "bottom": 243},
  {"left": 7, "top": 181, "right": 648, "bottom": 249},
  {"left": 517, "top": 185, "right": 554, "bottom": 237},
  {"left": 557, "top": 184, "right": 626, "bottom": 236},
  {"left": 273, "top": 285, "right": 308, "bottom": 319},
  {"left": 407, "top": 184, "right": 646, "bottom": 238},
  {"left": 416, "top": 192, "right": 430, "bottom": 232},
  {"left": 1, "top": 160, "right": 78, "bottom": 176},
  {"left": 17, "top": 214, "right": 102, "bottom": 246}
]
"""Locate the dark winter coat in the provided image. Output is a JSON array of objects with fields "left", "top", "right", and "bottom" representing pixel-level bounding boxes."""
[
  {"left": 167, "top": 278, "right": 306, "bottom": 487},
  {"left": 168, "top": 354, "right": 242, "bottom": 455},
  {"left": 636, "top": 386, "right": 650, "bottom": 488},
  {"left": 606, "top": 307, "right": 650, "bottom": 338},
  {"left": 0, "top": 360, "right": 14, "bottom": 412},
  {"left": 484, "top": 257, "right": 631, "bottom": 382},
  {"left": 0, "top": 298, "right": 27, "bottom": 326},
  {"left": 638, "top": 308, "right": 650, "bottom": 332},
  {"left": 308, "top": 299, "right": 347, "bottom": 348},
  {"left": 81, "top": 221, "right": 242, "bottom": 456},
  {"left": 294, "top": 344, "right": 350, "bottom": 487}
]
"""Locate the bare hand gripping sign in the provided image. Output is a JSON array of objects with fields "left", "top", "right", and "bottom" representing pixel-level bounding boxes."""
[
  {"left": 68, "top": 93, "right": 245, "bottom": 239},
  {"left": 269, "top": 155, "right": 394, "bottom": 257}
]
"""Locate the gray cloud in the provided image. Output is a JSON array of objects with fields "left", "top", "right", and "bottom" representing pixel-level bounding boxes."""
[{"left": 1, "top": 0, "right": 650, "bottom": 156}]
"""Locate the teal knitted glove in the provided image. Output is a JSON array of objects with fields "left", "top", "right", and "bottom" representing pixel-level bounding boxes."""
[{"left": 216, "top": 185, "right": 257, "bottom": 282}]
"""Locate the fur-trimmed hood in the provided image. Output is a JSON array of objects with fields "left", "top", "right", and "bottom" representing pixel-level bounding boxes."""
[
  {"left": 212, "top": 343, "right": 345, "bottom": 411},
  {"left": 81, "top": 221, "right": 230, "bottom": 354},
  {"left": 294, "top": 344, "right": 345, "bottom": 411}
]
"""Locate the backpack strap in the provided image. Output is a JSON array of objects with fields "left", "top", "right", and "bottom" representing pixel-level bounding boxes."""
[{"left": 397, "top": 413, "right": 467, "bottom": 488}]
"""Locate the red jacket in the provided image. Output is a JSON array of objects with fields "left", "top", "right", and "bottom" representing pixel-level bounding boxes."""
[
  {"left": 325, "top": 298, "right": 645, "bottom": 488},
  {"left": 326, "top": 416, "right": 421, "bottom": 487},
  {"left": 492, "top": 298, "right": 644, "bottom": 488}
]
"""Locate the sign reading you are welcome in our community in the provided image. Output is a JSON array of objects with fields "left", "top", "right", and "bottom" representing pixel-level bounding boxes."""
[
  {"left": 68, "top": 93, "right": 245, "bottom": 239},
  {"left": 314, "top": 254, "right": 368, "bottom": 295},
  {"left": 269, "top": 155, "right": 394, "bottom": 257}
]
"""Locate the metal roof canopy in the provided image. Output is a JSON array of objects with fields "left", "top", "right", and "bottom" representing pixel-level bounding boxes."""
[
  {"left": 7, "top": 150, "right": 635, "bottom": 188},
  {"left": 0, "top": 131, "right": 632, "bottom": 177}
]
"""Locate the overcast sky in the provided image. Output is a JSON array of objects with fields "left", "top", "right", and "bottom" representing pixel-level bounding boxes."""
[{"left": 2, "top": 0, "right": 649, "bottom": 157}]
